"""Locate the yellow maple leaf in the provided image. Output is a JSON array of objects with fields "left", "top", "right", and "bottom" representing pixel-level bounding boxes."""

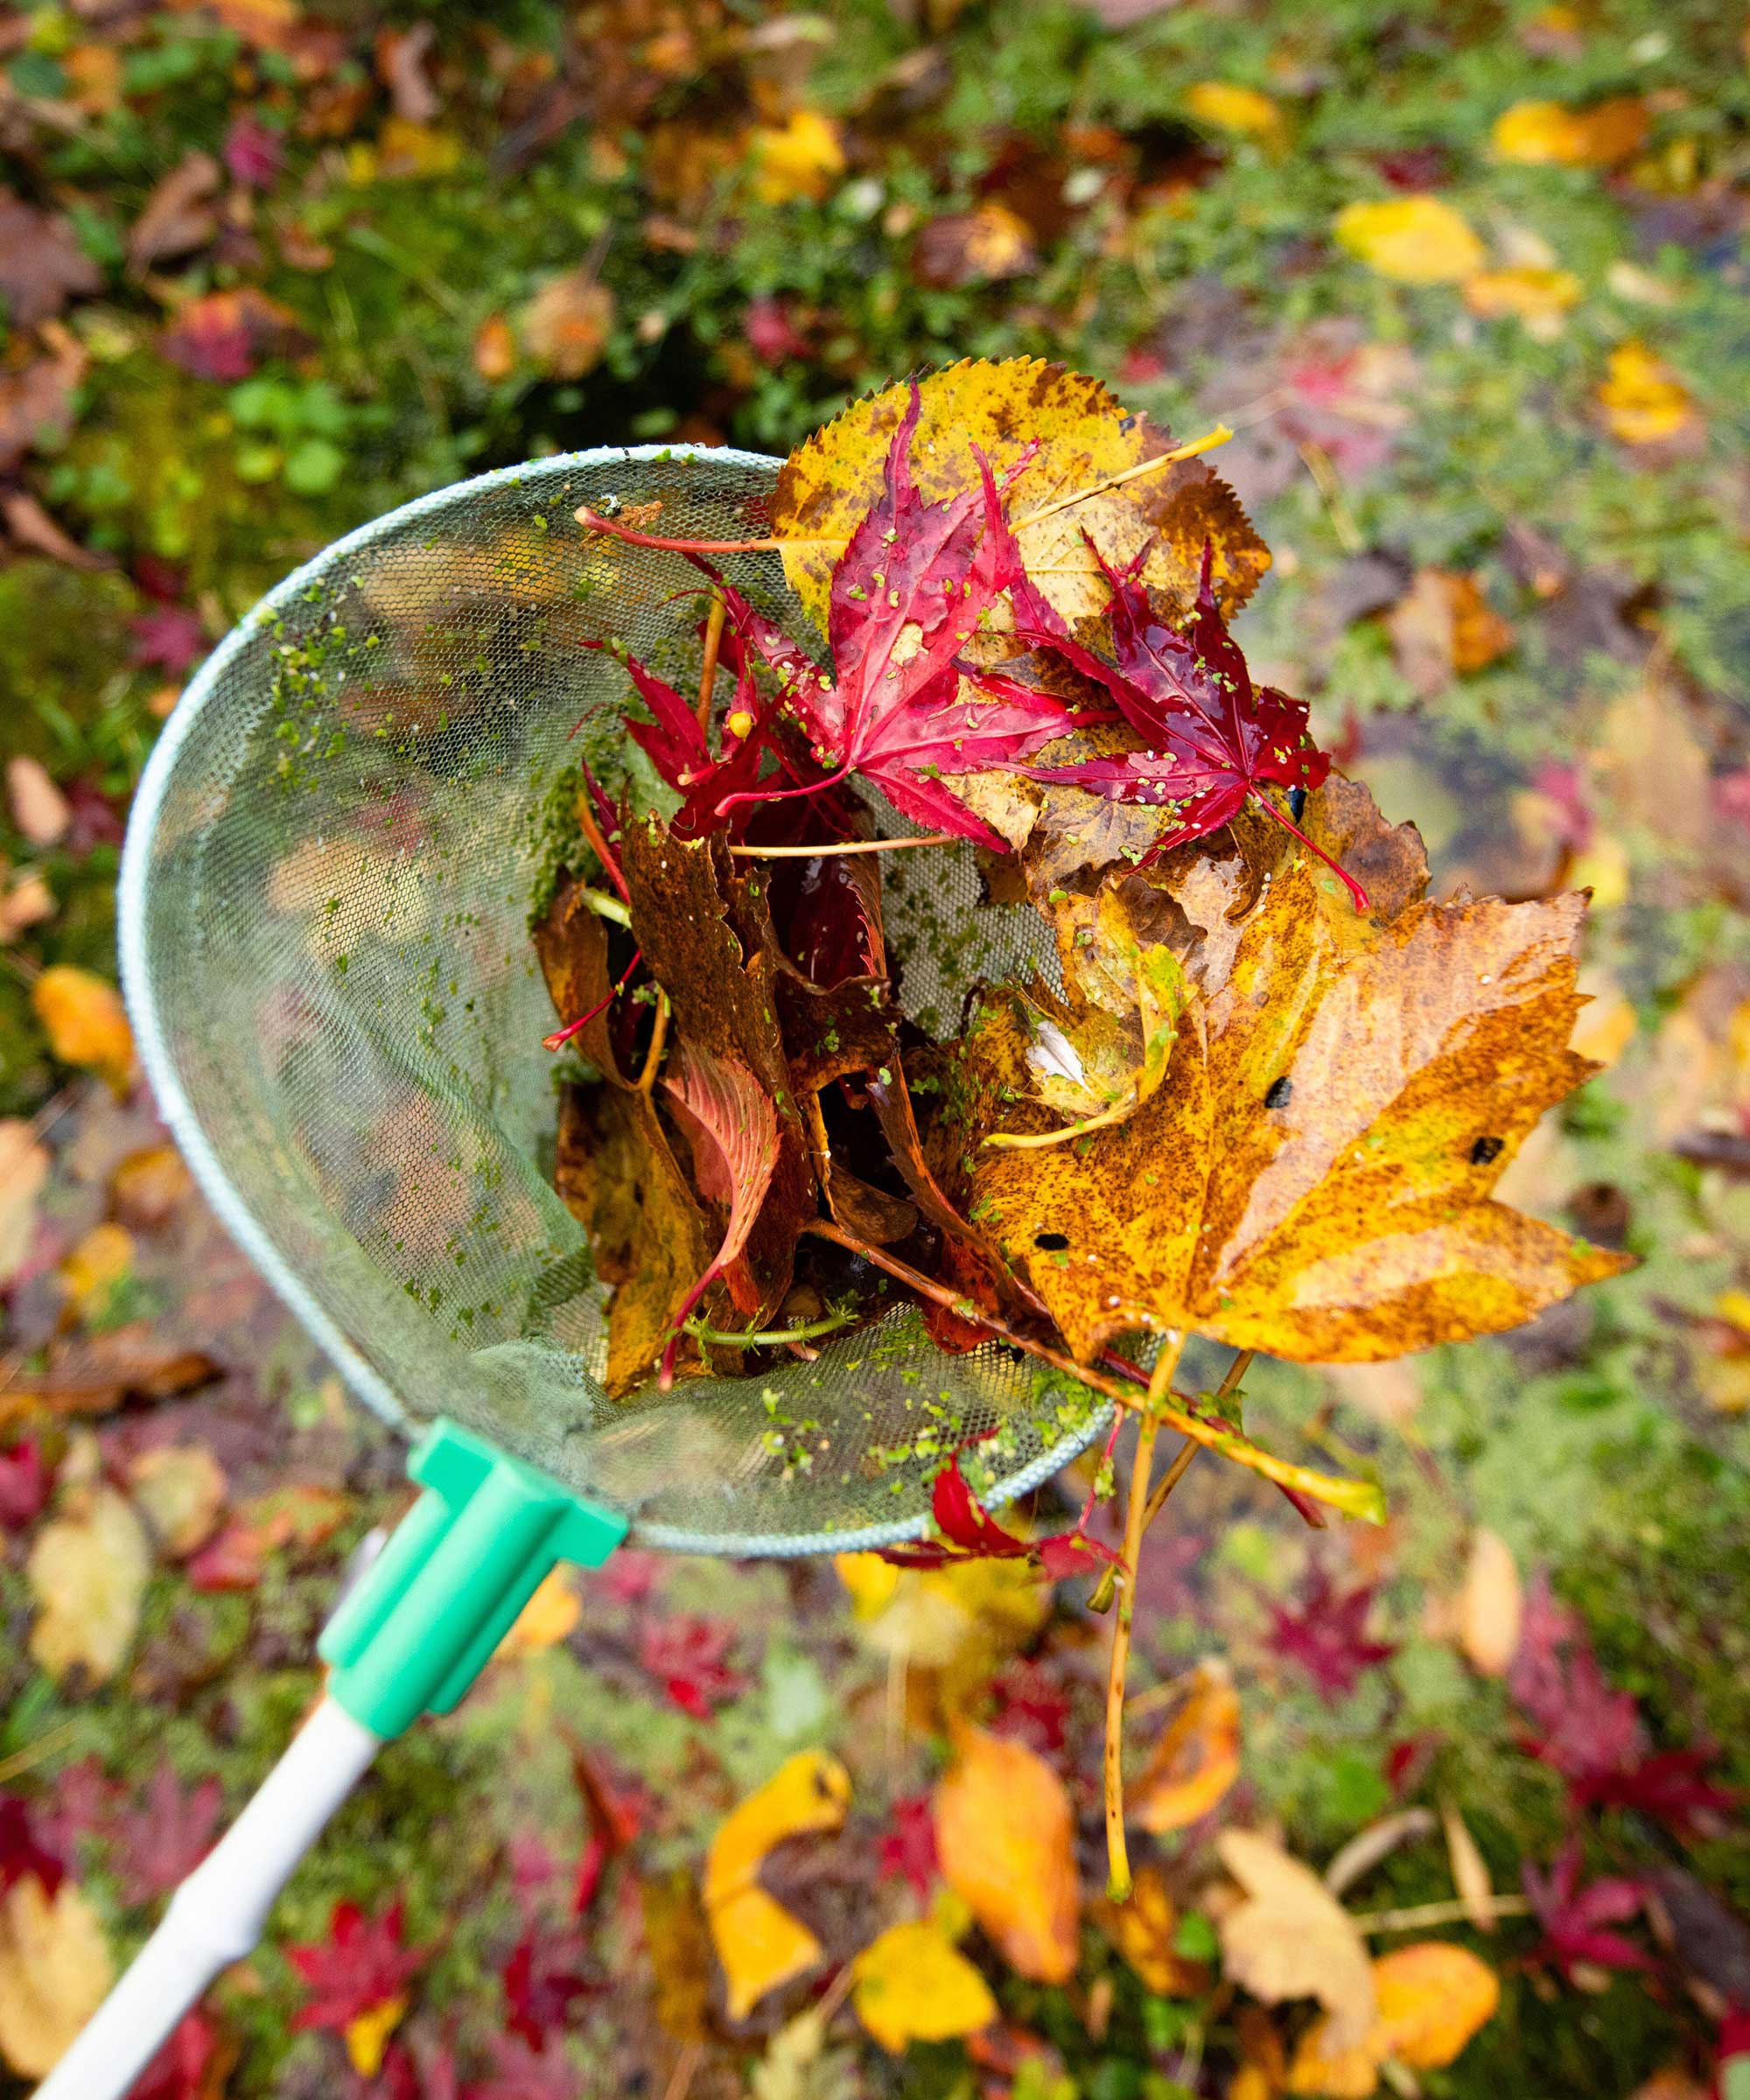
[
  {"left": 1186, "top": 81, "right": 1284, "bottom": 141},
  {"left": 1334, "top": 197, "right": 1486, "bottom": 284},
  {"left": 748, "top": 109, "right": 845, "bottom": 206},
  {"left": 851, "top": 1921, "right": 998, "bottom": 2053},
  {"left": 704, "top": 1750, "right": 850, "bottom": 2020},
  {"left": 1597, "top": 340, "right": 1697, "bottom": 444},
  {"left": 32, "top": 963, "right": 134, "bottom": 1092},
  {"left": 1492, "top": 96, "right": 1648, "bottom": 167},
  {"left": 934, "top": 1726, "right": 1079, "bottom": 1984}
]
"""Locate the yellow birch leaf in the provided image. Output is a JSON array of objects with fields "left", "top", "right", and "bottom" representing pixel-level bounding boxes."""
[
  {"left": 749, "top": 109, "right": 845, "bottom": 205},
  {"left": 1334, "top": 198, "right": 1486, "bottom": 284},
  {"left": 1597, "top": 340, "right": 1696, "bottom": 444},
  {"left": 1130, "top": 1662, "right": 1242, "bottom": 1832},
  {"left": 704, "top": 1750, "right": 850, "bottom": 2020},
  {"left": 345, "top": 1994, "right": 408, "bottom": 2077},
  {"left": 1186, "top": 82, "right": 1284, "bottom": 141},
  {"left": 934, "top": 1725, "right": 1079, "bottom": 1984},
  {"left": 851, "top": 1921, "right": 998, "bottom": 2053},
  {"left": 770, "top": 358, "right": 1268, "bottom": 634},
  {"left": 958, "top": 779, "right": 1632, "bottom": 1368},
  {"left": 1215, "top": 1830, "right": 1376, "bottom": 2051},
  {"left": 0, "top": 1878, "right": 115, "bottom": 2079},
  {"left": 32, "top": 964, "right": 135, "bottom": 1092},
  {"left": 27, "top": 1485, "right": 151, "bottom": 1684}
]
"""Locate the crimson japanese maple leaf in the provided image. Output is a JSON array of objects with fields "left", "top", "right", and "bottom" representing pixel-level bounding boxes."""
[
  {"left": 501, "top": 1929, "right": 596, "bottom": 2047},
  {"left": 657, "top": 1039, "right": 780, "bottom": 1387},
  {"left": 981, "top": 540, "right": 1363, "bottom": 907},
  {"left": 636, "top": 1614, "right": 748, "bottom": 1719},
  {"left": 129, "top": 2011, "right": 225, "bottom": 2100},
  {"left": 0, "top": 1438, "right": 51, "bottom": 1528},
  {"left": 112, "top": 1760, "right": 222, "bottom": 1903},
  {"left": 1266, "top": 1565, "right": 1395, "bottom": 1702},
  {"left": 287, "top": 1899, "right": 427, "bottom": 2036},
  {"left": 1522, "top": 1839, "right": 1651, "bottom": 1983},
  {"left": 0, "top": 1792, "right": 63, "bottom": 1899},
  {"left": 1508, "top": 1574, "right": 1738, "bottom": 1833},
  {"left": 877, "top": 1794, "right": 939, "bottom": 1898},
  {"left": 130, "top": 606, "right": 207, "bottom": 676},
  {"left": 877, "top": 1435, "right": 1118, "bottom": 1579}
]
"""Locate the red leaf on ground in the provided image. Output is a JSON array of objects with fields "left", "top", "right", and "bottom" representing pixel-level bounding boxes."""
[
  {"left": 464, "top": 2033, "right": 579, "bottom": 2100},
  {"left": 129, "top": 2010, "right": 225, "bottom": 2100},
  {"left": 161, "top": 288, "right": 311, "bottom": 382},
  {"left": 991, "top": 1659, "right": 1072, "bottom": 1754},
  {"left": 130, "top": 606, "right": 208, "bottom": 676},
  {"left": 223, "top": 116, "right": 285, "bottom": 189},
  {"left": 1266, "top": 1564, "right": 1395, "bottom": 1702},
  {"left": 501, "top": 1930, "right": 595, "bottom": 2046},
  {"left": 0, "top": 1792, "right": 64, "bottom": 1900},
  {"left": 658, "top": 1040, "right": 780, "bottom": 1383},
  {"left": 635, "top": 1614, "right": 748, "bottom": 1719},
  {"left": 744, "top": 296, "right": 810, "bottom": 366},
  {"left": 111, "top": 1760, "right": 223, "bottom": 1903},
  {"left": 1522, "top": 1839, "right": 1651, "bottom": 1983},
  {"left": 877, "top": 1794, "right": 939, "bottom": 1898},
  {"left": 0, "top": 1438, "right": 52, "bottom": 1528},
  {"left": 287, "top": 1899, "right": 427, "bottom": 2034}
]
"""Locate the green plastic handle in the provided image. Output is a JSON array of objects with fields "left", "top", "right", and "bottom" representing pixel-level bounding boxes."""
[{"left": 318, "top": 1419, "right": 626, "bottom": 1738}]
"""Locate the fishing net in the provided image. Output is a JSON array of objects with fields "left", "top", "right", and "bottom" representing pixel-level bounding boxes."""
[{"left": 119, "top": 445, "right": 1111, "bottom": 1556}]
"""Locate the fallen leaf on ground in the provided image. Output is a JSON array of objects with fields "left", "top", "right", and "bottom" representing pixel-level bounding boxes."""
[
  {"left": 1463, "top": 264, "right": 1582, "bottom": 338},
  {"left": 1491, "top": 96, "right": 1648, "bottom": 166},
  {"left": 522, "top": 273, "right": 613, "bottom": 379},
  {"left": 748, "top": 109, "right": 845, "bottom": 204},
  {"left": 852, "top": 1919, "right": 998, "bottom": 2052},
  {"left": 27, "top": 1484, "right": 151, "bottom": 1684},
  {"left": 108, "top": 1144, "right": 194, "bottom": 1230},
  {"left": 1289, "top": 1941, "right": 1499, "bottom": 2093},
  {"left": 32, "top": 966, "right": 135, "bottom": 1092},
  {"left": 495, "top": 1565, "right": 582, "bottom": 1656},
  {"left": 287, "top": 1900, "right": 426, "bottom": 2075},
  {"left": 1214, "top": 1829, "right": 1376, "bottom": 2050},
  {"left": 127, "top": 1445, "right": 227, "bottom": 1558},
  {"left": 1334, "top": 197, "right": 1485, "bottom": 284},
  {"left": 1093, "top": 1865, "right": 1210, "bottom": 1996},
  {"left": 934, "top": 1725, "right": 1079, "bottom": 1984},
  {"left": 1598, "top": 340, "right": 1697, "bottom": 445},
  {"left": 703, "top": 1750, "right": 850, "bottom": 2020},
  {"left": 1186, "top": 81, "right": 1284, "bottom": 141},
  {"left": 58, "top": 1222, "right": 135, "bottom": 1322},
  {"left": 5, "top": 757, "right": 70, "bottom": 846},
  {"left": 1441, "top": 1797, "right": 1498, "bottom": 1932},
  {"left": 1386, "top": 568, "right": 1515, "bottom": 697},
  {"left": 0, "top": 1875, "right": 114, "bottom": 2078},
  {"left": 0, "top": 1121, "right": 49, "bottom": 1284},
  {"left": 126, "top": 152, "right": 221, "bottom": 276},
  {"left": 1130, "top": 1661, "right": 1242, "bottom": 1831},
  {"left": 1457, "top": 1528, "right": 1522, "bottom": 1676},
  {"left": 0, "top": 200, "right": 102, "bottom": 328}
]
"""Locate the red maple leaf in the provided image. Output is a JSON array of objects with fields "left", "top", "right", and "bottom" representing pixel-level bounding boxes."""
[
  {"left": 111, "top": 1760, "right": 223, "bottom": 1903},
  {"left": 1266, "top": 1564, "right": 1395, "bottom": 1702},
  {"left": 129, "top": 2010, "right": 225, "bottom": 2100},
  {"left": 877, "top": 1434, "right": 1117, "bottom": 1579},
  {"left": 984, "top": 542, "right": 1362, "bottom": 907},
  {"left": 657, "top": 1040, "right": 780, "bottom": 1386},
  {"left": 636, "top": 1615, "right": 747, "bottom": 1719},
  {"left": 464, "top": 2033, "right": 581, "bottom": 2100},
  {"left": 222, "top": 116, "right": 284, "bottom": 189},
  {"left": 877, "top": 1794, "right": 939, "bottom": 1898},
  {"left": 130, "top": 606, "right": 208, "bottom": 676},
  {"left": 744, "top": 296, "right": 811, "bottom": 366},
  {"left": 1522, "top": 1839, "right": 1651, "bottom": 1983},
  {"left": 568, "top": 1742, "right": 641, "bottom": 1918},
  {"left": 286, "top": 1899, "right": 427, "bottom": 2035},
  {"left": 991, "top": 1658, "right": 1072, "bottom": 1754},
  {"left": 501, "top": 1930, "right": 596, "bottom": 2047},
  {"left": 0, "top": 1438, "right": 51, "bottom": 1529},
  {"left": 0, "top": 1792, "right": 64, "bottom": 1900}
]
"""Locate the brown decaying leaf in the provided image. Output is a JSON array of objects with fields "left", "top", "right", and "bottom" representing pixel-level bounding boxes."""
[
  {"left": 0, "top": 196, "right": 102, "bottom": 328},
  {"left": 126, "top": 152, "right": 223, "bottom": 276},
  {"left": 1130, "top": 1660, "right": 1242, "bottom": 1832},
  {"left": 934, "top": 1724, "right": 1080, "bottom": 1984},
  {"left": 1441, "top": 1796, "right": 1498, "bottom": 1932},
  {"left": 1214, "top": 1828, "right": 1376, "bottom": 2051},
  {"left": 0, "top": 322, "right": 87, "bottom": 475},
  {"left": 522, "top": 272, "right": 613, "bottom": 379},
  {"left": 1458, "top": 1526, "right": 1522, "bottom": 1677},
  {"left": 1386, "top": 568, "right": 1516, "bottom": 700},
  {"left": 770, "top": 358, "right": 1268, "bottom": 636},
  {"left": 954, "top": 778, "right": 1631, "bottom": 1365}
]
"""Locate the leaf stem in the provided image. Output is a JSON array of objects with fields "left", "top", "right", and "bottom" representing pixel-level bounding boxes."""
[
  {"left": 581, "top": 886, "right": 631, "bottom": 927},
  {"left": 636, "top": 988, "right": 670, "bottom": 1095},
  {"left": 726, "top": 834, "right": 958, "bottom": 858},
  {"left": 1010, "top": 425, "right": 1235, "bottom": 534},
  {"left": 1105, "top": 1331, "right": 1182, "bottom": 1903},
  {"left": 696, "top": 588, "right": 726, "bottom": 732},
  {"left": 683, "top": 1309, "right": 857, "bottom": 1348},
  {"left": 1250, "top": 789, "right": 1370, "bottom": 914},
  {"left": 543, "top": 946, "right": 642, "bottom": 1053},
  {"left": 573, "top": 780, "right": 630, "bottom": 906}
]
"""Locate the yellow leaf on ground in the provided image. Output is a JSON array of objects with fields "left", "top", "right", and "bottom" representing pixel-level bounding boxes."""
[
  {"left": 32, "top": 964, "right": 135, "bottom": 1092},
  {"left": 472, "top": 313, "right": 516, "bottom": 381},
  {"left": 0, "top": 1119, "right": 50, "bottom": 1284},
  {"left": 1334, "top": 197, "right": 1485, "bottom": 284},
  {"left": 1186, "top": 82, "right": 1284, "bottom": 141},
  {"left": 345, "top": 1994, "right": 408, "bottom": 2077},
  {"left": 5, "top": 755, "right": 70, "bottom": 847},
  {"left": 58, "top": 1222, "right": 136, "bottom": 1321},
  {"left": 0, "top": 1877, "right": 115, "bottom": 2079},
  {"left": 496, "top": 1565, "right": 581, "bottom": 1656},
  {"left": 1093, "top": 1865, "right": 1209, "bottom": 1997},
  {"left": 108, "top": 1143, "right": 193, "bottom": 1229},
  {"left": 834, "top": 1551, "right": 1050, "bottom": 1690},
  {"left": 934, "top": 1726, "right": 1079, "bottom": 1984},
  {"left": 1215, "top": 1830, "right": 1376, "bottom": 2051},
  {"left": 375, "top": 117, "right": 464, "bottom": 177},
  {"left": 748, "top": 109, "right": 845, "bottom": 205},
  {"left": 522, "top": 273, "right": 612, "bottom": 380},
  {"left": 1492, "top": 96, "right": 1648, "bottom": 166},
  {"left": 1130, "top": 1661, "right": 1242, "bottom": 1832},
  {"left": 1289, "top": 1942, "right": 1500, "bottom": 2091},
  {"left": 1597, "top": 340, "right": 1696, "bottom": 444},
  {"left": 851, "top": 1920, "right": 998, "bottom": 2053},
  {"left": 27, "top": 1484, "right": 151, "bottom": 1684},
  {"left": 1439, "top": 1797, "right": 1498, "bottom": 1933},
  {"left": 128, "top": 1443, "right": 227, "bottom": 1558},
  {"left": 1457, "top": 1528, "right": 1522, "bottom": 1677},
  {"left": 703, "top": 1750, "right": 850, "bottom": 2020},
  {"left": 1463, "top": 265, "right": 1582, "bottom": 338}
]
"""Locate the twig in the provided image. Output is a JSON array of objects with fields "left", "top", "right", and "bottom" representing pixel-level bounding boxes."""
[
  {"left": 1105, "top": 1331, "right": 1183, "bottom": 1902},
  {"left": 696, "top": 588, "right": 726, "bottom": 732},
  {"left": 580, "top": 886, "right": 631, "bottom": 927},
  {"left": 635, "top": 988, "right": 670, "bottom": 1095},
  {"left": 1138, "top": 1436, "right": 1198, "bottom": 1534},
  {"left": 683, "top": 1309, "right": 855, "bottom": 1348},
  {"left": 0, "top": 1718, "right": 79, "bottom": 1785},
  {"left": 727, "top": 834, "right": 958, "bottom": 858},
  {"left": 1298, "top": 438, "right": 1364, "bottom": 556},
  {"left": 661, "top": 2037, "right": 704, "bottom": 2100},
  {"left": 1350, "top": 1894, "right": 1531, "bottom": 1933}
]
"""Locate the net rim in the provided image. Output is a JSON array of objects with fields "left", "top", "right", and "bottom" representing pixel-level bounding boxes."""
[{"left": 116, "top": 443, "right": 1112, "bottom": 1558}]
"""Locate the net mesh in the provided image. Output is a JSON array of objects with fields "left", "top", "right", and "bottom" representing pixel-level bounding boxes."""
[{"left": 119, "top": 445, "right": 1110, "bottom": 1555}]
